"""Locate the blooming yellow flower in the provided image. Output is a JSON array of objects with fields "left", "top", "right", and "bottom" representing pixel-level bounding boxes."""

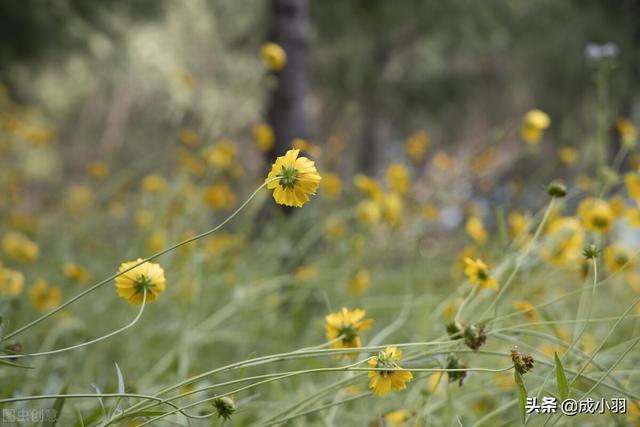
[
  {"left": 29, "top": 279, "right": 61, "bottom": 312},
  {"left": 0, "top": 265, "right": 24, "bottom": 296},
  {"left": 324, "top": 217, "right": 346, "bottom": 239},
  {"left": 386, "top": 163, "right": 410, "bottom": 195},
  {"left": 609, "top": 195, "right": 627, "bottom": 218},
  {"left": 295, "top": 265, "right": 318, "bottom": 282},
  {"left": 603, "top": 245, "right": 635, "bottom": 274},
  {"left": 2, "top": 231, "right": 39, "bottom": 263},
  {"left": 141, "top": 174, "right": 168, "bottom": 193},
  {"left": 179, "top": 128, "right": 199, "bottom": 147},
  {"left": 63, "top": 263, "right": 90, "bottom": 284},
  {"left": 557, "top": 147, "right": 577, "bottom": 166},
  {"left": 382, "top": 192, "right": 403, "bottom": 227},
  {"left": 511, "top": 300, "right": 539, "bottom": 322},
  {"left": 406, "top": 131, "right": 430, "bottom": 162},
  {"left": 384, "top": 409, "right": 412, "bottom": 426},
  {"left": 368, "top": 347, "right": 413, "bottom": 396},
  {"left": 148, "top": 230, "right": 167, "bottom": 253},
  {"left": 321, "top": 172, "right": 342, "bottom": 200},
  {"left": 353, "top": 174, "right": 382, "bottom": 201},
  {"left": 625, "top": 172, "right": 640, "bottom": 202},
  {"left": 520, "top": 109, "right": 551, "bottom": 144},
  {"left": 177, "top": 147, "right": 206, "bottom": 176},
  {"left": 88, "top": 161, "right": 109, "bottom": 180},
  {"left": 577, "top": 197, "right": 614, "bottom": 233},
  {"left": 617, "top": 118, "right": 637, "bottom": 142},
  {"left": 508, "top": 211, "right": 528, "bottom": 238},
  {"left": 205, "top": 141, "right": 236, "bottom": 170},
  {"left": 203, "top": 183, "right": 237, "bottom": 211},
  {"left": 253, "top": 123, "right": 274, "bottom": 152},
  {"left": 265, "top": 149, "right": 321, "bottom": 207},
  {"left": 67, "top": 185, "right": 93, "bottom": 214},
  {"left": 465, "top": 216, "right": 487, "bottom": 244},
  {"left": 261, "top": 42, "right": 287, "bottom": 71},
  {"left": 356, "top": 200, "right": 381, "bottom": 225},
  {"left": 325, "top": 307, "right": 373, "bottom": 351},
  {"left": 348, "top": 269, "right": 370, "bottom": 295},
  {"left": 626, "top": 208, "right": 640, "bottom": 228},
  {"left": 291, "top": 138, "right": 321, "bottom": 158},
  {"left": 464, "top": 258, "right": 498, "bottom": 290},
  {"left": 541, "top": 217, "right": 584, "bottom": 266},
  {"left": 115, "top": 259, "right": 166, "bottom": 304},
  {"left": 432, "top": 151, "right": 453, "bottom": 171}
]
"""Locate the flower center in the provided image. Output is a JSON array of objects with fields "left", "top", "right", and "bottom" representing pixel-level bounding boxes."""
[
  {"left": 134, "top": 274, "right": 155, "bottom": 294},
  {"left": 279, "top": 165, "right": 298, "bottom": 189},
  {"left": 477, "top": 269, "right": 488, "bottom": 281},
  {"left": 338, "top": 324, "right": 357, "bottom": 343},
  {"left": 592, "top": 215, "right": 608, "bottom": 229}
]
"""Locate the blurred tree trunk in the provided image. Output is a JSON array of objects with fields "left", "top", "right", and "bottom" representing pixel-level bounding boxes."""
[{"left": 266, "top": 0, "right": 310, "bottom": 161}]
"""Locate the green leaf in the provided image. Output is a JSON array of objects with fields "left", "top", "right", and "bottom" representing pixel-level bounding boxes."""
[
  {"left": 554, "top": 352, "right": 569, "bottom": 400},
  {"left": 40, "top": 382, "right": 69, "bottom": 427},
  {"left": 514, "top": 370, "right": 527, "bottom": 425},
  {"left": 0, "top": 358, "right": 33, "bottom": 369}
]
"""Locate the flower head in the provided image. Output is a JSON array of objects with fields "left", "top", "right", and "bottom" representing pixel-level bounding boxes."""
[
  {"left": 325, "top": 308, "right": 373, "bottom": 352},
  {"left": 406, "top": 131, "right": 430, "bottom": 162},
  {"left": 521, "top": 109, "right": 551, "bottom": 144},
  {"left": 261, "top": 42, "right": 287, "bottom": 71},
  {"left": 464, "top": 258, "right": 498, "bottom": 290},
  {"left": 29, "top": 279, "right": 61, "bottom": 312},
  {"left": 465, "top": 216, "right": 487, "bottom": 244},
  {"left": 266, "top": 149, "right": 322, "bottom": 207},
  {"left": 604, "top": 245, "right": 634, "bottom": 274},
  {"left": 386, "top": 163, "right": 410, "bottom": 195},
  {"left": 0, "top": 265, "right": 24, "bottom": 296},
  {"left": 2, "top": 231, "right": 39, "bottom": 263},
  {"left": 115, "top": 259, "right": 166, "bottom": 304},
  {"left": 368, "top": 346, "right": 413, "bottom": 396},
  {"left": 253, "top": 123, "right": 274, "bottom": 152},
  {"left": 577, "top": 197, "right": 614, "bottom": 233}
]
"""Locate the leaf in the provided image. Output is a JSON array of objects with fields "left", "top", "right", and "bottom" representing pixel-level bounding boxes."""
[
  {"left": 514, "top": 370, "right": 527, "bottom": 425},
  {"left": 0, "top": 358, "right": 33, "bottom": 369},
  {"left": 40, "top": 382, "right": 69, "bottom": 427},
  {"left": 117, "top": 411, "right": 168, "bottom": 419},
  {"left": 114, "top": 362, "right": 125, "bottom": 395},
  {"left": 554, "top": 352, "right": 569, "bottom": 400}
]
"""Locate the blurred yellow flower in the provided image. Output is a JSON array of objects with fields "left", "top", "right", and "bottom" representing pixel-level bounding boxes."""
[
  {"left": 177, "top": 147, "right": 206, "bottom": 176},
  {"left": 384, "top": 409, "right": 412, "bottom": 426},
  {"left": 253, "top": 123, "right": 274, "bottom": 152},
  {"left": 422, "top": 204, "right": 439, "bottom": 221},
  {"left": 179, "top": 128, "right": 199, "bottom": 147},
  {"left": 368, "top": 346, "right": 413, "bottom": 396},
  {"left": 204, "top": 183, "right": 237, "bottom": 211},
  {"left": 557, "top": 147, "right": 577, "bottom": 166},
  {"left": 541, "top": 217, "right": 584, "bottom": 266},
  {"left": 508, "top": 211, "right": 528, "bottom": 238},
  {"left": 63, "top": 263, "right": 90, "bottom": 284},
  {"left": 465, "top": 216, "right": 487, "bottom": 244},
  {"left": 386, "top": 163, "right": 410, "bottom": 195},
  {"left": 321, "top": 172, "right": 342, "bottom": 200},
  {"left": 464, "top": 257, "right": 498, "bottom": 290},
  {"left": 265, "top": 148, "right": 321, "bottom": 207},
  {"left": 29, "top": 279, "right": 61, "bottom": 312},
  {"left": 3, "top": 231, "right": 39, "bottom": 263},
  {"left": 141, "top": 174, "right": 168, "bottom": 193},
  {"left": 432, "top": 151, "right": 453, "bottom": 171},
  {"left": 148, "top": 230, "right": 167, "bottom": 253},
  {"left": 617, "top": 118, "right": 637, "bottom": 143},
  {"left": 348, "top": 269, "right": 370, "bottom": 295},
  {"left": 88, "top": 161, "right": 109, "bottom": 180},
  {"left": 520, "top": 109, "right": 551, "bottom": 144},
  {"left": 205, "top": 140, "right": 236, "bottom": 170},
  {"left": 115, "top": 259, "right": 166, "bottom": 305},
  {"left": 291, "top": 138, "right": 321, "bottom": 158},
  {"left": 324, "top": 217, "right": 346, "bottom": 239},
  {"left": 356, "top": 200, "right": 381, "bottom": 225},
  {"left": 325, "top": 307, "right": 373, "bottom": 352},
  {"left": 511, "top": 300, "right": 539, "bottom": 322},
  {"left": 295, "top": 265, "right": 318, "bottom": 281},
  {"left": 0, "top": 265, "right": 24, "bottom": 296},
  {"left": 177, "top": 70, "right": 197, "bottom": 91},
  {"left": 626, "top": 208, "right": 640, "bottom": 227},
  {"left": 577, "top": 197, "right": 614, "bottom": 233},
  {"left": 353, "top": 174, "right": 382, "bottom": 200},
  {"left": 382, "top": 192, "right": 403, "bottom": 227},
  {"left": 609, "top": 195, "right": 627, "bottom": 218},
  {"left": 261, "top": 42, "right": 287, "bottom": 71},
  {"left": 406, "top": 131, "right": 430, "bottom": 162},
  {"left": 603, "top": 245, "right": 635, "bottom": 274},
  {"left": 576, "top": 175, "right": 594, "bottom": 192},
  {"left": 135, "top": 209, "right": 154, "bottom": 229},
  {"left": 625, "top": 172, "right": 640, "bottom": 201},
  {"left": 67, "top": 185, "right": 93, "bottom": 214}
]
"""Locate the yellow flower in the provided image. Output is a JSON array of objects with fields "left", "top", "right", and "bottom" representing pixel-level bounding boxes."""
[
  {"left": 541, "top": 217, "right": 584, "bottom": 266},
  {"left": 406, "top": 131, "right": 430, "bottom": 162},
  {"left": 386, "top": 163, "right": 410, "bottom": 195},
  {"left": 520, "top": 109, "right": 551, "bottom": 144},
  {"left": 29, "top": 279, "right": 61, "bottom": 312},
  {"left": 625, "top": 172, "right": 640, "bottom": 201},
  {"left": 291, "top": 138, "right": 321, "bottom": 158},
  {"left": 0, "top": 265, "right": 24, "bottom": 296},
  {"left": 626, "top": 208, "right": 640, "bottom": 228},
  {"left": 617, "top": 118, "right": 637, "bottom": 142},
  {"left": 87, "top": 161, "right": 109, "bottom": 180},
  {"left": 135, "top": 209, "right": 154, "bottom": 229},
  {"left": 464, "top": 258, "right": 498, "bottom": 290},
  {"left": 177, "top": 70, "right": 197, "bottom": 91},
  {"left": 325, "top": 307, "right": 373, "bottom": 351},
  {"left": 205, "top": 140, "right": 236, "bottom": 170},
  {"left": 324, "top": 217, "right": 346, "bottom": 239},
  {"left": 261, "top": 42, "right": 287, "bottom": 71},
  {"left": 384, "top": 409, "right": 412, "bottom": 426},
  {"left": 557, "top": 147, "right": 577, "bottom": 166},
  {"left": 67, "top": 185, "right": 93, "bottom": 214},
  {"left": 203, "top": 183, "right": 237, "bottom": 211},
  {"left": 382, "top": 192, "right": 404, "bottom": 227},
  {"left": 465, "top": 216, "right": 487, "bottom": 244},
  {"left": 348, "top": 269, "right": 370, "bottom": 295},
  {"left": 141, "top": 174, "right": 168, "bottom": 193},
  {"left": 368, "top": 347, "right": 413, "bottom": 396},
  {"left": 63, "top": 263, "right": 90, "bottom": 284},
  {"left": 115, "top": 259, "right": 166, "bottom": 304},
  {"left": 2, "top": 231, "right": 39, "bottom": 263},
  {"left": 609, "top": 195, "right": 627, "bottom": 218},
  {"left": 265, "top": 149, "right": 322, "bottom": 207},
  {"left": 356, "top": 200, "right": 381, "bottom": 225},
  {"left": 177, "top": 147, "right": 206, "bottom": 176},
  {"left": 148, "top": 230, "right": 167, "bottom": 253},
  {"left": 253, "top": 123, "right": 274, "bottom": 152},
  {"left": 295, "top": 265, "right": 318, "bottom": 282},
  {"left": 179, "top": 128, "right": 199, "bottom": 147},
  {"left": 353, "top": 174, "right": 382, "bottom": 200},
  {"left": 577, "top": 197, "right": 614, "bottom": 233},
  {"left": 321, "top": 172, "right": 342, "bottom": 200},
  {"left": 432, "top": 151, "right": 453, "bottom": 171},
  {"left": 511, "top": 300, "right": 539, "bottom": 322},
  {"left": 603, "top": 245, "right": 635, "bottom": 274},
  {"left": 508, "top": 211, "right": 528, "bottom": 238}
]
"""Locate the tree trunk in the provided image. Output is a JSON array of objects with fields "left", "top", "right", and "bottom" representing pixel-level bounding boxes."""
[{"left": 266, "top": 0, "right": 310, "bottom": 161}]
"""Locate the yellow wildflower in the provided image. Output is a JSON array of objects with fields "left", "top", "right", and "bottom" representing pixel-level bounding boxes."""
[
  {"left": 465, "top": 216, "right": 487, "bottom": 244},
  {"left": 324, "top": 307, "right": 373, "bottom": 351},
  {"left": 557, "top": 147, "right": 577, "bottom": 166},
  {"left": 382, "top": 192, "right": 403, "bottom": 227},
  {"left": 253, "top": 123, "right": 274, "bottom": 152},
  {"left": 2, "top": 231, "right": 39, "bottom": 263},
  {"left": 67, "top": 185, "right": 93, "bottom": 214},
  {"left": 29, "top": 279, "right": 61, "bottom": 312},
  {"left": 541, "top": 217, "right": 584, "bottom": 266},
  {"left": 295, "top": 265, "right": 318, "bottom": 282},
  {"left": 179, "top": 128, "right": 199, "bottom": 147},
  {"left": 625, "top": 172, "right": 640, "bottom": 201},
  {"left": 356, "top": 200, "right": 381, "bottom": 225},
  {"left": 626, "top": 208, "right": 640, "bottom": 227},
  {"left": 368, "top": 347, "right": 413, "bottom": 396},
  {"left": 520, "top": 109, "right": 551, "bottom": 144},
  {"left": 508, "top": 211, "right": 528, "bottom": 238},
  {"left": 432, "top": 151, "right": 453, "bottom": 171},
  {"left": 406, "top": 131, "right": 430, "bottom": 162},
  {"left": 423, "top": 204, "right": 439, "bottom": 221},
  {"left": 577, "top": 197, "right": 614, "bottom": 233},
  {"left": 203, "top": 183, "right": 237, "bottom": 211},
  {"left": 324, "top": 217, "right": 346, "bottom": 239},
  {"left": 603, "top": 245, "right": 635, "bottom": 274},
  {"left": 617, "top": 118, "right": 637, "bottom": 143},
  {"left": 148, "top": 230, "right": 167, "bottom": 253},
  {"left": 88, "top": 161, "right": 109, "bottom": 180},
  {"left": 321, "top": 172, "right": 342, "bottom": 200},
  {"left": 609, "top": 195, "right": 627, "bottom": 218},
  {"left": 348, "top": 269, "right": 370, "bottom": 295},
  {"left": 114, "top": 259, "right": 166, "bottom": 304},
  {"left": 265, "top": 148, "right": 321, "bottom": 207},
  {"left": 353, "top": 174, "right": 382, "bottom": 200},
  {"left": 141, "top": 174, "right": 168, "bottom": 193},
  {"left": 384, "top": 409, "right": 412, "bottom": 426},
  {"left": 386, "top": 163, "right": 410, "bottom": 195},
  {"left": 205, "top": 140, "right": 236, "bottom": 170},
  {"left": 512, "top": 300, "right": 539, "bottom": 322},
  {"left": 0, "top": 265, "right": 24, "bottom": 296},
  {"left": 63, "top": 263, "right": 90, "bottom": 284},
  {"left": 261, "top": 42, "right": 287, "bottom": 71},
  {"left": 291, "top": 138, "right": 321, "bottom": 158},
  {"left": 464, "top": 258, "right": 498, "bottom": 290}
]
